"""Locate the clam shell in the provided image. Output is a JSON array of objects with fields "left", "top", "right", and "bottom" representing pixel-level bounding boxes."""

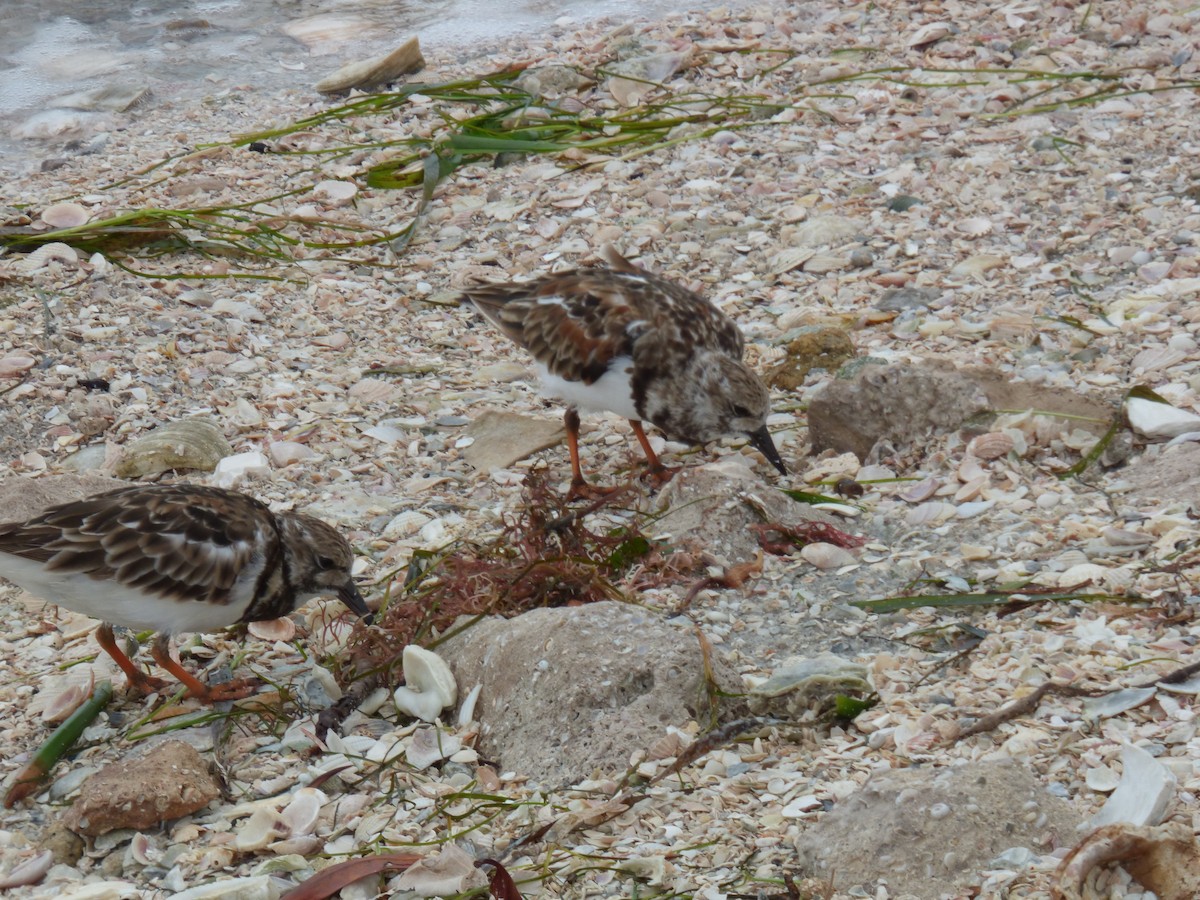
[
  {"left": 0, "top": 355, "right": 37, "bottom": 379},
  {"left": 41, "top": 201, "right": 90, "bottom": 229},
  {"left": 114, "top": 418, "right": 232, "bottom": 478},
  {"left": 0, "top": 850, "right": 54, "bottom": 890},
  {"left": 799, "top": 542, "right": 856, "bottom": 570},
  {"left": 899, "top": 476, "right": 941, "bottom": 503},
  {"left": 969, "top": 432, "right": 1015, "bottom": 460},
  {"left": 248, "top": 617, "right": 297, "bottom": 642},
  {"left": 315, "top": 36, "right": 424, "bottom": 94}
]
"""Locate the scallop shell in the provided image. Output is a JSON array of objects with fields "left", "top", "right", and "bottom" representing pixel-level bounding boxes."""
[
  {"left": 114, "top": 418, "right": 232, "bottom": 478},
  {"left": 41, "top": 201, "right": 90, "bottom": 229},
  {"left": 248, "top": 617, "right": 297, "bottom": 642},
  {"left": 969, "top": 432, "right": 1015, "bottom": 460},
  {"left": 312, "top": 180, "right": 358, "bottom": 205}
]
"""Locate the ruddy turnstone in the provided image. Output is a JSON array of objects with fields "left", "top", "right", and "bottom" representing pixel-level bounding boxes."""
[
  {"left": 462, "top": 249, "right": 787, "bottom": 496},
  {"left": 0, "top": 484, "right": 371, "bottom": 702}
]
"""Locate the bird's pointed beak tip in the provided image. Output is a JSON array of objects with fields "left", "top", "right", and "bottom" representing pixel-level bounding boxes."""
[
  {"left": 750, "top": 426, "right": 787, "bottom": 476},
  {"left": 338, "top": 582, "right": 374, "bottom": 624}
]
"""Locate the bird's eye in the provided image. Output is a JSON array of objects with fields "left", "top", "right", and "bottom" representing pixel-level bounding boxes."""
[
  {"left": 732, "top": 404, "right": 752, "bottom": 418},
  {"left": 316, "top": 556, "right": 336, "bottom": 570}
]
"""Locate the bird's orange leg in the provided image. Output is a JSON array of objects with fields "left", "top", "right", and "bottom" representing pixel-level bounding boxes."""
[
  {"left": 95, "top": 623, "right": 168, "bottom": 695},
  {"left": 629, "top": 420, "right": 678, "bottom": 488},
  {"left": 150, "top": 635, "right": 258, "bottom": 703},
  {"left": 564, "top": 408, "right": 619, "bottom": 501}
]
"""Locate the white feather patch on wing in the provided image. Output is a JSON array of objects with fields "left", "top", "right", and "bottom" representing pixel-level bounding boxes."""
[
  {"left": 0, "top": 554, "right": 260, "bottom": 633},
  {"left": 534, "top": 358, "right": 640, "bottom": 421}
]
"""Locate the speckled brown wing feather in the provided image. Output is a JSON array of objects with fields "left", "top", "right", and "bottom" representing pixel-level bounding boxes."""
[
  {"left": 463, "top": 262, "right": 744, "bottom": 385},
  {"left": 0, "top": 485, "right": 275, "bottom": 605}
]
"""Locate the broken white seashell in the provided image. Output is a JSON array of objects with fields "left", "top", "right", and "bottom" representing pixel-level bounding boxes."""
[
  {"left": 1126, "top": 395, "right": 1200, "bottom": 440},
  {"left": 280, "top": 787, "right": 326, "bottom": 837},
  {"left": 248, "top": 617, "right": 297, "bottom": 642},
  {"left": 235, "top": 807, "right": 290, "bottom": 852},
  {"left": 406, "top": 725, "right": 463, "bottom": 770},
  {"left": 212, "top": 451, "right": 271, "bottom": 489},
  {"left": 1085, "top": 766, "right": 1122, "bottom": 793},
  {"left": 0, "top": 850, "right": 54, "bottom": 889},
  {"left": 41, "top": 670, "right": 95, "bottom": 723},
  {"left": 908, "top": 21, "right": 953, "bottom": 47},
  {"left": 1082, "top": 687, "right": 1156, "bottom": 721},
  {"left": 312, "top": 180, "right": 358, "bottom": 204},
  {"left": 393, "top": 645, "right": 457, "bottom": 722},
  {"left": 1088, "top": 743, "right": 1176, "bottom": 828},
  {"left": 457, "top": 683, "right": 482, "bottom": 727},
  {"left": 956, "top": 216, "right": 993, "bottom": 236}
]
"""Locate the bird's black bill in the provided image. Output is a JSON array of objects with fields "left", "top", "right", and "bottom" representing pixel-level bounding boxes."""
[
  {"left": 749, "top": 425, "right": 787, "bottom": 475},
  {"left": 338, "top": 581, "right": 374, "bottom": 625}
]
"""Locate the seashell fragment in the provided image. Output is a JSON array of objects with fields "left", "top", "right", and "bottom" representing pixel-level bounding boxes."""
[
  {"left": 955, "top": 216, "right": 993, "bottom": 236},
  {"left": 0, "top": 850, "right": 54, "bottom": 889},
  {"left": 315, "top": 36, "right": 425, "bottom": 94},
  {"left": 1088, "top": 743, "right": 1176, "bottom": 828},
  {"left": 908, "top": 21, "right": 953, "bottom": 47},
  {"left": 393, "top": 645, "right": 457, "bottom": 722},
  {"left": 235, "top": 807, "right": 290, "bottom": 852},
  {"left": 1126, "top": 395, "right": 1200, "bottom": 440},
  {"left": 747, "top": 652, "right": 872, "bottom": 717},
  {"left": 1082, "top": 687, "right": 1156, "bottom": 721},
  {"left": 406, "top": 726, "right": 463, "bottom": 770},
  {"left": 280, "top": 787, "right": 326, "bottom": 837},
  {"left": 114, "top": 418, "right": 232, "bottom": 478},
  {"left": 40, "top": 201, "right": 89, "bottom": 229},
  {"left": 212, "top": 451, "right": 271, "bottom": 489},
  {"left": 312, "top": 180, "right": 358, "bottom": 205},
  {"left": 248, "top": 617, "right": 297, "bottom": 642},
  {"left": 969, "top": 432, "right": 1015, "bottom": 460}
]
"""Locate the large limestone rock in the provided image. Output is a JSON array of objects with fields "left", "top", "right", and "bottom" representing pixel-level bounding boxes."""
[{"left": 440, "top": 601, "right": 741, "bottom": 787}]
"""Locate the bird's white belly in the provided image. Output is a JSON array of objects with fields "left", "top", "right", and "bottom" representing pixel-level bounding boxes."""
[
  {"left": 0, "top": 555, "right": 255, "bottom": 634},
  {"left": 534, "top": 358, "right": 641, "bottom": 421}
]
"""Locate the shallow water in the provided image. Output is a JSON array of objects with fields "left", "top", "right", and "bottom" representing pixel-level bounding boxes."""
[{"left": 0, "top": 0, "right": 713, "bottom": 175}]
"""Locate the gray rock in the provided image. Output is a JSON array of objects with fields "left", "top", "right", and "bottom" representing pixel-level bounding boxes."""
[
  {"left": 808, "top": 360, "right": 1118, "bottom": 461},
  {"left": 794, "top": 760, "right": 1084, "bottom": 897},
  {"left": 876, "top": 286, "right": 941, "bottom": 311},
  {"left": 807, "top": 361, "right": 990, "bottom": 461},
  {"left": 440, "top": 601, "right": 742, "bottom": 786},
  {"left": 654, "top": 459, "right": 842, "bottom": 565}
]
